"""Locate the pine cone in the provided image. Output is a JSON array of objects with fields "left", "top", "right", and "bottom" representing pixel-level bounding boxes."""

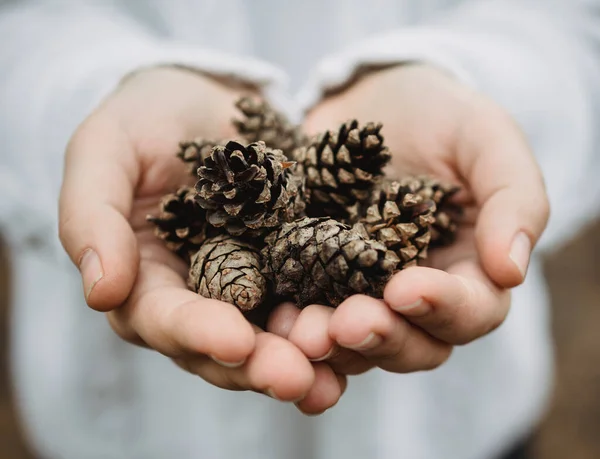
[
  {"left": 295, "top": 120, "right": 391, "bottom": 220},
  {"left": 195, "top": 140, "right": 306, "bottom": 236},
  {"left": 147, "top": 186, "right": 211, "bottom": 261},
  {"left": 403, "top": 176, "right": 462, "bottom": 247},
  {"left": 188, "top": 234, "right": 267, "bottom": 311},
  {"left": 262, "top": 217, "right": 399, "bottom": 308},
  {"left": 362, "top": 180, "right": 436, "bottom": 269},
  {"left": 177, "top": 138, "right": 223, "bottom": 176},
  {"left": 233, "top": 97, "right": 307, "bottom": 157}
]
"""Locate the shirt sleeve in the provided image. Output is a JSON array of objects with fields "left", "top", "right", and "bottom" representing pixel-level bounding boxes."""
[
  {"left": 0, "top": 2, "right": 286, "bottom": 256},
  {"left": 297, "top": 0, "right": 600, "bottom": 251}
]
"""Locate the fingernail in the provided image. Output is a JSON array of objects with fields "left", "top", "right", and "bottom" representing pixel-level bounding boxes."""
[
  {"left": 392, "top": 298, "right": 431, "bottom": 316},
  {"left": 342, "top": 332, "right": 382, "bottom": 351},
  {"left": 266, "top": 388, "right": 304, "bottom": 402},
  {"left": 266, "top": 388, "right": 280, "bottom": 400},
  {"left": 79, "top": 249, "right": 103, "bottom": 301},
  {"left": 294, "top": 403, "right": 327, "bottom": 416},
  {"left": 210, "top": 355, "right": 246, "bottom": 368},
  {"left": 309, "top": 346, "right": 336, "bottom": 362},
  {"left": 510, "top": 232, "right": 531, "bottom": 278}
]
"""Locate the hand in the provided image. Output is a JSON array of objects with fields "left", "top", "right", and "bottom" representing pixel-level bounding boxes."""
[
  {"left": 58, "top": 67, "right": 345, "bottom": 414},
  {"left": 268, "top": 64, "right": 550, "bottom": 375}
]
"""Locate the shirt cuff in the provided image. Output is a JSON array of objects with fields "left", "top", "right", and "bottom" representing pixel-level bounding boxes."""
[
  {"left": 295, "top": 27, "right": 478, "bottom": 113},
  {"left": 0, "top": 42, "right": 289, "bottom": 256}
]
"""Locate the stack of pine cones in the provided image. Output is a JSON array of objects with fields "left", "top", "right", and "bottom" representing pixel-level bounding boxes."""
[{"left": 148, "top": 97, "right": 462, "bottom": 315}]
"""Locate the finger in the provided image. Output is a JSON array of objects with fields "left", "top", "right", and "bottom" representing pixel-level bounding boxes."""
[
  {"left": 59, "top": 116, "right": 140, "bottom": 311},
  {"left": 457, "top": 104, "right": 550, "bottom": 287},
  {"left": 176, "top": 332, "right": 315, "bottom": 402},
  {"left": 266, "top": 302, "right": 302, "bottom": 339},
  {"left": 384, "top": 265, "right": 510, "bottom": 345},
  {"left": 295, "top": 364, "right": 347, "bottom": 415},
  {"left": 108, "top": 258, "right": 256, "bottom": 366},
  {"left": 329, "top": 295, "right": 452, "bottom": 373},
  {"left": 287, "top": 305, "right": 338, "bottom": 360},
  {"left": 284, "top": 304, "right": 372, "bottom": 376}
]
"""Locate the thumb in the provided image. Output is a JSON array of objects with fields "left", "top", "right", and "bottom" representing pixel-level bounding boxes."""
[
  {"left": 59, "top": 115, "right": 140, "bottom": 311},
  {"left": 458, "top": 103, "right": 550, "bottom": 288}
]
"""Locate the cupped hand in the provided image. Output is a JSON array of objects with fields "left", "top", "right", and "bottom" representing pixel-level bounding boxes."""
[
  {"left": 58, "top": 67, "right": 345, "bottom": 414},
  {"left": 268, "top": 64, "right": 549, "bottom": 375}
]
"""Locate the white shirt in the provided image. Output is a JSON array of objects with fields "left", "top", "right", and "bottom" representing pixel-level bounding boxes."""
[{"left": 1, "top": 1, "right": 600, "bottom": 458}]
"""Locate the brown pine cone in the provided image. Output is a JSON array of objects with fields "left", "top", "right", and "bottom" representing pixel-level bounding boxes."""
[
  {"left": 176, "top": 138, "right": 224, "bottom": 176},
  {"left": 362, "top": 180, "right": 436, "bottom": 269},
  {"left": 262, "top": 217, "right": 399, "bottom": 308},
  {"left": 233, "top": 96, "right": 307, "bottom": 157},
  {"left": 187, "top": 234, "right": 267, "bottom": 312},
  {"left": 294, "top": 120, "right": 391, "bottom": 220},
  {"left": 146, "top": 186, "right": 212, "bottom": 261},
  {"left": 195, "top": 140, "right": 306, "bottom": 236},
  {"left": 402, "top": 176, "right": 462, "bottom": 247}
]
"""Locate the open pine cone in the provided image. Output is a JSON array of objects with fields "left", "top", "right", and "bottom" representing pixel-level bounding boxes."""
[
  {"left": 295, "top": 120, "right": 391, "bottom": 220},
  {"left": 146, "top": 186, "right": 212, "bottom": 261},
  {"left": 362, "top": 180, "right": 436, "bottom": 269},
  {"left": 262, "top": 217, "right": 399, "bottom": 307},
  {"left": 188, "top": 234, "right": 267, "bottom": 311},
  {"left": 150, "top": 101, "right": 466, "bottom": 315},
  {"left": 195, "top": 140, "right": 306, "bottom": 236},
  {"left": 403, "top": 176, "right": 462, "bottom": 247},
  {"left": 233, "top": 97, "right": 307, "bottom": 156},
  {"left": 177, "top": 138, "right": 224, "bottom": 176}
]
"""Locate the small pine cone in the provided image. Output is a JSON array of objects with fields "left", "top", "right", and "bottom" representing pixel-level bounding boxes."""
[
  {"left": 400, "top": 176, "right": 462, "bottom": 247},
  {"left": 362, "top": 180, "right": 437, "bottom": 269},
  {"left": 195, "top": 140, "right": 306, "bottom": 236},
  {"left": 262, "top": 217, "right": 399, "bottom": 308},
  {"left": 177, "top": 138, "right": 224, "bottom": 176},
  {"left": 188, "top": 234, "right": 267, "bottom": 311},
  {"left": 147, "top": 187, "right": 211, "bottom": 261},
  {"left": 233, "top": 97, "right": 307, "bottom": 157},
  {"left": 295, "top": 120, "right": 392, "bottom": 220}
]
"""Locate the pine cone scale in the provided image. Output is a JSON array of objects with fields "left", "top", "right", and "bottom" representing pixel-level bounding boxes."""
[
  {"left": 195, "top": 141, "right": 306, "bottom": 236},
  {"left": 147, "top": 186, "right": 211, "bottom": 261},
  {"left": 188, "top": 235, "right": 266, "bottom": 311},
  {"left": 298, "top": 120, "right": 391, "bottom": 220},
  {"left": 263, "top": 217, "right": 399, "bottom": 307},
  {"left": 156, "top": 98, "right": 463, "bottom": 315},
  {"left": 233, "top": 97, "right": 308, "bottom": 157}
]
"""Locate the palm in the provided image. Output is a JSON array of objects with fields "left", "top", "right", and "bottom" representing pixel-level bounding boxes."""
[
  {"left": 265, "top": 64, "right": 542, "bottom": 376},
  {"left": 59, "top": 68, "right": 349, "bottom": 413}
]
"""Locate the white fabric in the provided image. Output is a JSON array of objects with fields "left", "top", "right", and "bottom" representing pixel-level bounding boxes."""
[{"left": 1, "top": 1, "right": 599, "bottom": 458}]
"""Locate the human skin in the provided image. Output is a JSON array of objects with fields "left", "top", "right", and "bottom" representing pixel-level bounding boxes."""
[
  {"left": 58, "top": 67, "right": 346, "bottom": 415},
  {"left": 59, "top": 64, "right": 549, "bottom": 416},
  {"left": 267, "top": 64, "right": 550, "bottom": 380}
]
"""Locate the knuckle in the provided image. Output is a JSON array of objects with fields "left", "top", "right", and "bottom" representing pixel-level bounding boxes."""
[
  {"left": 330, "top": 351, "right": 370, "bottom": 375},
  {"left": 434, "top": 314, "right": 457, "bottom": 334},
  {"left": 453, "top": 329, "right": 481, "bottom": 346},
  {"left": 173, "top": 357, "right": 193, "bottom": 374},
  {"left": 57, "top": 211, "right": 79, "bottom": 248},
  {"left": 106, "top": 311, "right": 142, "bottom": 345},
  {"left": 453, "top": 315, "right": 505, "bottom": 345},
  {"left": 422, "top": 345, "right": 453, "bottom": 371},
  {"left": 304, "top": 303, "right": 332, "bottom": 317},
  {"left": 483, "top": 311, "right": 508, "bottom": 336}
]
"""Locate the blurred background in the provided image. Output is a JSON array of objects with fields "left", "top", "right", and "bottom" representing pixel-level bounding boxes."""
[{"left": 1, "top": 221, "right": 599, "bottom": 458}]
